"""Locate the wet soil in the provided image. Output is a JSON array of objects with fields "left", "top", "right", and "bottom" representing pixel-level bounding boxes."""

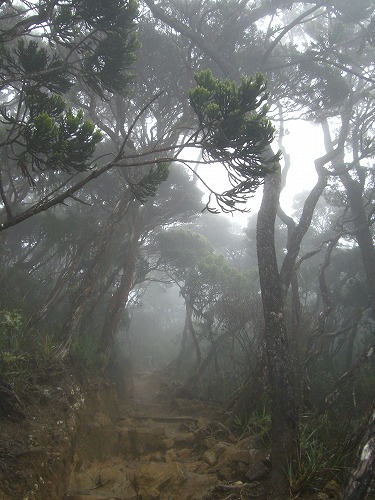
[
  {"left": 65, "top": 372, "right": 278, "bottom": 499},
  {"left": 0, "top": 368, "right": 340, "bottom": 499}
]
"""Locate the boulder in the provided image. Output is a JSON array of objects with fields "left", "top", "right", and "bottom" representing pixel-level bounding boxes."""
[
  {"left": 323, "top": 479, "right": 341, "bottom": 498},
  {"left": 134, "top": 462, "right": 187, "bottom": 497},
  {"left": 127, "top": 426, "right": 166, "bottom": 455},
  {"left": 165, "top": 449, "right": 178, "bottom": 463},
  {"left": 178, "top": 448, "right": 193, "bottom": 459},
  {"left": 173, "top": 431, "right": 196, "bottom": 446},
  {"left": 218, "top": 447, "right": 265, "bottom": 466},
  {"left": 203, "top": 450, "right": 217, "bottom": 466},
  {"left": 245, "top": 460, "right": 270, "bottom": 481},
  {"left": 163, "top": 438, "right": 175, "bottom": 449},
  {"left": 207, "top": 436, "right": 268, "bottom": 482}
]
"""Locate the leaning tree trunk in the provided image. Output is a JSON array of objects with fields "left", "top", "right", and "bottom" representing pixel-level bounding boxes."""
[
  {"left": 59, "top": 194, "right": 132, "bottom": 355},
  {"left": 341, "top": 397, "right": 375, "bottom": 500},
  {"left": 256, "top": 166, "right": 298, "bottom": 481},
  {"left": 100, "top": 204, "right": 141, "bottom": 359},
  {"left": 340, "top": 172, "right": 375, "bottom": 320}
]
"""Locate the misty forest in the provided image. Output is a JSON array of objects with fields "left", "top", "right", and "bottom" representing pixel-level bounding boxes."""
[{"left": 0, "top": 1, "right": 375, "bottom": 499}]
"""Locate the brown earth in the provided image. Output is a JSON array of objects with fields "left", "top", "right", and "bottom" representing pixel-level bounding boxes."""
[
  {"left": 66, "top": 371, "right": 274, "bottom": 500},
  {"left": 0, "top": 366, "right": 341, "bottom": 499}
]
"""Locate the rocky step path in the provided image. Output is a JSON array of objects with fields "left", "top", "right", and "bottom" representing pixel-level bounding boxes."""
[{"left": 66, "top": 373, "right": 271, "bottom": 499}]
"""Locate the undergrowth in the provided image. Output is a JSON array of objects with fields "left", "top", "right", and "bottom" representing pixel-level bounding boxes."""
[
  {"left": 233, "top": 394, "right": 356, "bottom": 497},
  {"left": 0, "top": 309, "right": 100, "bottom": 400},
  {"left": 233, "top": 396, "right": 271, "bottom": 444},
  {"left": 70, "top": 331, "right": 100, "bottom": 369},
  {"left": 286, "top": 413, "right": 354, "bottom": 498}
]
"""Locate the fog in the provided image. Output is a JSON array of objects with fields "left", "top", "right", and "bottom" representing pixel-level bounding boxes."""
[{"left": 1, "top": 1, "right": 374, "bottom": 497}]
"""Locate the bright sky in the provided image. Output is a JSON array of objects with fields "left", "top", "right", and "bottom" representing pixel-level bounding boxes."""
[
  {"left": 195, "top": 120, "right": 326, "bottom": 228},
  {"left": 279, "top": 120, "right": 325, "bottom": 213}
]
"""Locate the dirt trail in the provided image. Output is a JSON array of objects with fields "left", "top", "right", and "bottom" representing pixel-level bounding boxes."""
[{"left": 66, "top": 371, "right": 271, "bottom": 499}]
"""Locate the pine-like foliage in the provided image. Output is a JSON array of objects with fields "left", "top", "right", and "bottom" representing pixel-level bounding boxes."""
[
  {"left": 189, "top": 69, "right": 279, "bottom": 212},
  {"left": 0, "top": 0, "right": 138, "bottom": 184}
]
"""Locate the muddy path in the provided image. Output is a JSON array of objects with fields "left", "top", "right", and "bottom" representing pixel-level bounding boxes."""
[{"left": 66, "top": 372, "right": 272, "bottom": 499}]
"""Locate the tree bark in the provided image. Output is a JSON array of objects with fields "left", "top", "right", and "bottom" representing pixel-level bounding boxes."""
[
  {"left": 256, "top": 165, "right": 298, "bottom": 480},
  {"left": 341, "top": 398, "right": 375, "bottom": 500},
  {"left": 184, "top": 331, "right": 227, "bottom": 392},
  {"left": 100, "top": 203, "right": 141, "bottom": 357},
  {"left": 340, "top": 172, "right": 375, "bottom": 320},
  {"left": 59, "top": 194, "right": 132, "bottom": 355}
]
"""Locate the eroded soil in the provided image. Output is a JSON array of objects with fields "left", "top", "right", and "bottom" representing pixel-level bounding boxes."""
[
  {"left": 66, "top": 371, "right": 276, "bottom": 500},
  {"left": 0, "top": 369, "right": 341, "bottom": 499}
]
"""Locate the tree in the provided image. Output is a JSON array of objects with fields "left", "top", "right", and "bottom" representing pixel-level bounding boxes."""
[
  {"left": 0, "top": 1, "right": 279, "bottom": 365},
  {"left": 157, "top": 227, "right": 258, "bottom": 397},
  {"left": 0, "top": 0, "right": 139, "bottom": 229},
  {"left": 140, "top": 0, "right": 375, "bottom": 485},
  {"left": 189, "top": 69, "right": 278, "bottom": 212}
]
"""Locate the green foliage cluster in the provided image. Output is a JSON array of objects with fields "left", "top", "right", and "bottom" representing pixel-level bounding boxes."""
[
  {"left": 0, "top": 309, "right": 100, "bottom": 402},
  {"left": 70, "top": 331, "right": 101, "bottom": 370},
  {"left": 38, "top": 0, "right": 139, "bottom": 95},
  {"left": 0, "top": 310, "right": 24, "bottom": 353},
  {"left": 189, "top": 69, "right": 279, "bottom": 211},
  {"left": 159, "top": 229, "right": 214, "bottom": 273},
  {"left": 0, "top": 0, "right": 138, "bottom": 186},
  {"left": 0, "top": 310, "right": 57, "bottom": 394},
  {"left": 233, "top": 397, "right": 271, "bottom": 443},
  {"left": 286, "top": 417, "right": 352, "bottom": 497},
  {"left": 130, "top": 162, "right": 170, "bottom": 202}
]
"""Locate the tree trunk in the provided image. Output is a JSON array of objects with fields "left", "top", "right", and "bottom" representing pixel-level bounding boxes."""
[
  {"left": 256, "top": 166, "right": 298, "bottom": 481},
  {"left": 100, "top": 203, "right": 141, "bottom": 358},
  {"left": 174, "top": 304, "right": 190, "bottom": 377},
  {"left": 187, "top": 301, "right": 201, "bottom": 369},
  {"left": 341, "top": 398, "right": 375, "bottom": 500},
  {"left": 27, "top": 241, "right": 87, "bottom": 327},
  {"left": 184, "top": 331, "right": 227, "bottom": 393},
  {"left": 59, "top": 194, "right": 132, "bottom": 355},
  {"left": 340, "top": 172, "right": 375, "bottom": 320}
]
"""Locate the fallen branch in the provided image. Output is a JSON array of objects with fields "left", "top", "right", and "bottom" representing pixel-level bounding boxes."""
[{"left": 117, "top": 415, "right": 199, "bottom": 423}]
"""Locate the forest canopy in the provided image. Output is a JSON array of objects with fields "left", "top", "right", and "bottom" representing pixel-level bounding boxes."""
[{"left": 1, "top": 1, "right": 375, "bottom": 498}]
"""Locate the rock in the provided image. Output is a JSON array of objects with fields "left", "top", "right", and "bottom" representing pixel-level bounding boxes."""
[
  {"left": 153, "top": 451, "right": 163, "bottom": 461},
  {"left": 196, "top": 462, "right": 210, "bottom": 474},
  {"left": 211, "top": 441, "right": 231, "bottom": 457},
  {"left": 118, "top": 417, "right": 133, "bottom": 427},
  {"left": 203, "top": 450, "right": 217, "bottom": 466},
  {"left": 116, "top": 426, "right": 131, "bottom": 454},
  {"left": 217, "top": 465, "right": 233, "bottom": 480},
  {"left": 116, "top": 425, "right": 167, "bottom": 456},
  {"left": 245, "top": 460, "right": 270, "bottom": 481},
  {"left": 143, "top": 486, "right": 160, "bottom": 499},
  {"left": 203, "top": 437, "right": 216, "bottom": 449},
  {"left": 165, "top": 449, "right": 178, "bottom": 463},
  {"left": 323, "top": 479, "right": 341, "bottom": 498},
  {"left": 163, "top": 438, "right": 175, "bottom": 449},
  {"left": 186, "top": 462, "right": 200, "bottom": 472},
  {"left": 209, "top": 438, "right": 268, "bottom": 482},
  {"left": 134, "top": 462, "right": 187, "bottom": 497},
  {"left": 173, "top": 432, "right": 196, "bottom": 446},
  {"left": 178, "top": 448, "right": 192, "bottom": 459},
  {"left": 78, "top": 412, "right": 118, "bottom": 461},
  {"left": 235, "top": 436, "right": 265, "bottom": 451},
  {"left": 127, "top": 426, "right": 166, "bottom": 455},
  {"left": 181, "top": 472, "right": 219, "bottom": 498},
  {"left": 218, "top": 447, "right": 265, "bottom": 466}
]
